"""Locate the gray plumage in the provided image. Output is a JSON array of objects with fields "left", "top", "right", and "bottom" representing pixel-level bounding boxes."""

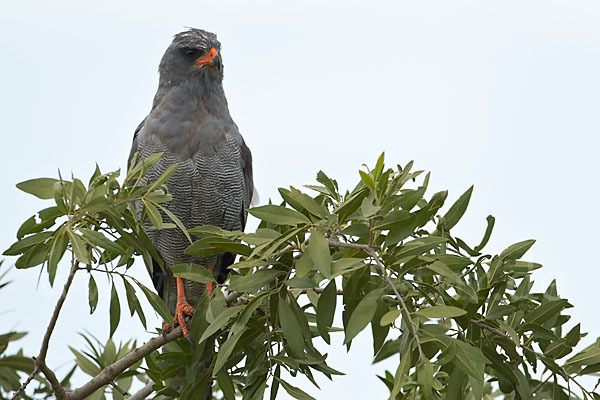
[{"left": 128, "top": 28, "right": 253, "bottom": 314}]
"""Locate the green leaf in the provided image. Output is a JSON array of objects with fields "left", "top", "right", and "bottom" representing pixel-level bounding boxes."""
[
  {"left": 373, "top": 210, "right": 414, "bottom": 230},
  {"left": 316, "top": 170, "right": 339, "bottom": 200},
  {"left": 123, "top": 278, "right": 146, "bottom": 328},
  {"left": 426, "top": 261, "right": 461, "bottom": 284},
  {"left": 566, "top": 345, "right": 600, "bottom": 368},
  {"left": 359, "top": 170, "right": 376, "bottom": 195},
  {"left": 373, "top": 152, "right": 385, "bottom": 178},
  {"left": 270, "top": 366, "right": 281, "bottom": 400},
  {"left": 3, "top": 231, "right": 53, "bottom": 256},
  {"left": 16, "top": 215, "right": 45, "bottom": 240},
  {"left": 209, "top": 240, "right": 251, "bottom": 256},
  {"left": 0, "top": 355, "right": 34, "bottom": 373},
  {"left": 109, "top": 282, "right": 121, "bottom": 337},
  {"left": 69, "top": 347, "right": 101, "bottom": 376},
  {"left": 80, "top": 228, "right": 123, "bottom": 254},
  {"left": 360, "top": 197, "right": 380, "bottom": 217},
  {"left": 171, "top": 263, "right": 214, "bottom": 284},
  {"left": 286, "top": 276, "right": 317, "bottom": 288},
  {"left": 144, "top": 200, "right": 166, "bottom": 229},
  {"left": 88, "top": 274, "right": 98, "bottom": 314},
  {"left": 16, "top": 178, "right": 59, "bottom": 199},
  {"left": 125, "top": 152, "right": 163, "bottom": 182},
  {"left": 137, "top": 281, "right": 172, "bottom": 323},
  {"left": 452, "top": 340, "right": 490, "bottom": 379},
  {"left": 499, "top": 239, "right": 536, "bottom": 261},
  {"left": 390, "top": 338, "right": 412, "bottom": 398},
  {"left": 344, "top": 288, "right": 384, "bottom": 344},
  {"left": 418, "top": 359, "right": 434, "bottom": 400},
  {"left": 228, "top": 269, "right": 283, "bottom": 292},
  {"left": 416, "top": 305, "right": 467, "bottom": 318},
  {"left": 523, "top": 299, "right": 572, "bottom": 325},
  {"left": 280, "top": 186, "right": 329, "bottom": 219},
  {"left": 275, "top": 377, "right": 316, "bottom": 400},
  {"left": 295, "top": 252, "right": 313, "bottom": 277},
  {"left": 442, "top": 186, "right": 473, "bottom": 231},
  {"left": 242, "top": 228, "right": 281, "bottom": 246},
  {"left": 316, "top": 280, "right": 337, "bottom": 344},
  {"left": 47, "top": 230, "right": 68, "bottom": 285},
  {"left": 0, "top": 332, "right": 27, "bottom": 347},
  {"left": 67, "top": 230, "right": 91, "bottom": 265},
  {"left": 511, "top": 260, "right": 542, "bottom": 273},
  {"left": 248, "top": 205, "right": 311, "bottom": 225},
  {"left": 330, "top": 258, "right": 365, "bottom": 278},
  {"left": 380, "top": 309, "right": 401, "bottom": 326},
  {"left": 279, "top": 294, "right": 305, "bottom": 357},
  {"left": 395, "top": 237, "right": 448, "bottom": 260},
  {"left": 307, "top": 231, "right": 331, "bottom": 278},
  {"left": 474, "top": 215, "right": 495, "bottom": 252},
  {"left": 15, "top": 243, "right": 47, "bottom": 269},
  {"left": 213, "top": 326, "right": 246, "bottom": 373},
  {"left": 198, "top": 305, "right": 243, "bottom": 343},
  {"left": 216, "top": 369, "right": 236, "bottom": 400},
  {"left": 146, "top": 163, "right": 178, "bottom": 193},
  {"left": 154, "top": 202, "right": 192, "bottom": 244}
]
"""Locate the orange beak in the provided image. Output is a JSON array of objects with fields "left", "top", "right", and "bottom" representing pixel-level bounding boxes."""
[{"left": 194, "top": 48, "right": 218, "bottom": 66}]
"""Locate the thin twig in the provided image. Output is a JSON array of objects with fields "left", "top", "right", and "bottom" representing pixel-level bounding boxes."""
[
  {"left": 12, "top": 259, "right": 79, "bottom": 400},
  {"left": 327, "top": 239, "right": 371, "bottom": 251},
  {"left": 471, "top": 319, "right": 594, "bottom": 397},
  {"left": 367, "top": 248, "right": 424, "bottom": 360},
  {"left": 532, "top": 373, "right": 553, "bottom": 394},
  {"left": 128, "top": 382, "right": 154, "bottom": 400},
  {"left": 300, "top": 288, "right": 344, "bottom": 295},
  {"left": 39, "top": 261, "right": 78, "bottom": 362},
  {"left": 10, "top": 365, "right": 39, "bottom": 400},
  {"left": 109, "top": 381, "right": 129, "bottom": 396},
  {"left": 326, "top": 238, "right": 424, "bottom": 359}
]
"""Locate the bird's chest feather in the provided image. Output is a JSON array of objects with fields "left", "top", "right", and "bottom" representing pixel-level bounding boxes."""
[
  {"left": 144, "top": 107, "right": 233, "bottom": 158},
  {"left": 139, "top": 111, "right": 243, "bottom": 229}
]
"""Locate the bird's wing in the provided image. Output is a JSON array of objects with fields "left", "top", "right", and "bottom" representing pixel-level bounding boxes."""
[
  {"left": 240, "top": 138, "right": 254, "bottom": 230},
  {"left": 127, "top": 118, "right": 146, "bottom": 172},
  {"left": 127, "top": 117, "right": 167, "bottom": 296}
]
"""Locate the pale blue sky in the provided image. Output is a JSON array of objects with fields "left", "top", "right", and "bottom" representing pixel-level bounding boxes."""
[{"left": 1, "top": 1, "right": 599, "bottom": 398}]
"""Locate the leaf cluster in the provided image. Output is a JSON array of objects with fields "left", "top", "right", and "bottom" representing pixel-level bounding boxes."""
[{"left": 4, "top": 154, "right": 600, "bottom": 399}]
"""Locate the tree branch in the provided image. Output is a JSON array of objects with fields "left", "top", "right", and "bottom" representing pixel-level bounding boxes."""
[
  {"left": 300, "top": 287, "right": 344, "bottom": 295},
  {"left": 66, "top": 326, "right": 183, "bottom": 400},
  {"left": 225, "top": 290, "right": 244, "bottom": 305},
  {"left": 38, "top": 361, "right": 67, "bottom": 399},
  {"left": 327, "top": 239, "right": 371, "bottom": 251},
  {"left": 128, "top": 382, "right": 154, "bottom": 400}
]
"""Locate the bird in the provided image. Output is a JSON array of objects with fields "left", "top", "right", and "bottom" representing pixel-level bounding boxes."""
[{"left": 128, "top": 28, "right": 253, "bottom": 338}]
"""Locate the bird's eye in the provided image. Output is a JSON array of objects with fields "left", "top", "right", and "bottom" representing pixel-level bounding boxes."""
[{"left": 183, "top": 48, "right": 201, "bottom": 59}]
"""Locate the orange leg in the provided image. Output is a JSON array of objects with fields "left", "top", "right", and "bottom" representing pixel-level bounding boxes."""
[
  {"left": 162, "top": 277, "right": 195, "bottom": 338},
  {"left": 206, "top": 267, "right": 213, "bottom": 294}
]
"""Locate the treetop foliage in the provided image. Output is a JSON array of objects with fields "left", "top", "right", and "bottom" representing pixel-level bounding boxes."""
[{"left": 2, "top": 153, "right": 600, "bottom": 399}]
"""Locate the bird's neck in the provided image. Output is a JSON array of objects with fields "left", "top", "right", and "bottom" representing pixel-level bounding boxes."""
[{"left": 153, "top": 76, "right": 231, "bottom": 120}]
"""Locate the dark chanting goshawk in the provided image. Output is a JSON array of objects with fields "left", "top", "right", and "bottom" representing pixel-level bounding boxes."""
[{"left": 128, "top": 28, "right": 254, "bottom": 337}]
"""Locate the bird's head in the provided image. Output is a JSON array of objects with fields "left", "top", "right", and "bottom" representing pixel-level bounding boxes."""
[{"left": 159, "top": 28, "right": 224, "bottom": 85}]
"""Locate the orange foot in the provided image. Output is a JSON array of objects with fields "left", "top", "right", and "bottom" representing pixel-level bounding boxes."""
[{"left": 163, "top": 277, "right": 195, "bottom": 339}]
